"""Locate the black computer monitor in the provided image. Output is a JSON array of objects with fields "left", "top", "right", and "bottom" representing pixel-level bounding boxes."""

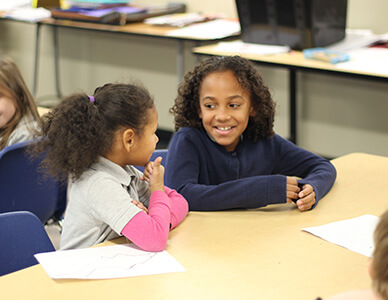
[{"left": 235, "top": 0, "right": 348, "bottom": 50}]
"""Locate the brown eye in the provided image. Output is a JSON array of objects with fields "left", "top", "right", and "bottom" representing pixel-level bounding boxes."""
[{"left": 230, "top": 104, "right": 240, "bottom": 108}]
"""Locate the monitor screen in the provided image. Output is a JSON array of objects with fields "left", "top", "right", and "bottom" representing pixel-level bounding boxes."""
[{"left": 236, "top": 0, "right": 347, "bottom": 50}]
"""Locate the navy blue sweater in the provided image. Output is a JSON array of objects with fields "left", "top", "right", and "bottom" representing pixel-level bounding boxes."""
[{"left": 165, "top": 127, "right": 336, "bottom": 211}]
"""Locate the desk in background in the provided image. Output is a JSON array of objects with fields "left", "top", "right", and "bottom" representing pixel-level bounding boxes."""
[
  {"left": 1, "top": 152, "right": 387, "bottom": 299},
  {"left": 37, "top": 106, "right": 50, "bottom": 116},
  {"left": 193, "top": 43, "right": 388, "bottom": 144},
  {"left": 34, "top": 18, "right": 239, "bottom": 98},
  {"left": 0, "top": 15, "right": 239, "bottom": 98}
]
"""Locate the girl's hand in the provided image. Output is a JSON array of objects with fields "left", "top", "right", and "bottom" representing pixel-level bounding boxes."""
[
  {"left": 296, "top": 184, "right": 316, "bottom": 211},
  {"left": 140, "top": 161, "right": 154, "bottom": 182},
  {"left": 286, "top": 177, "right": 300, "bottom": 203},
  {"left": 148, "top": 156, "right": 165, "bottom": 193},
  {"left": 131, "top": 200, "right": 148, "bottom": 214}
]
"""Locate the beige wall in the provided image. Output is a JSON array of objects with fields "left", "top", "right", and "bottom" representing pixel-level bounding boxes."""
[{"left": 1, "top": 0, "right": 387, "bottom": 157}]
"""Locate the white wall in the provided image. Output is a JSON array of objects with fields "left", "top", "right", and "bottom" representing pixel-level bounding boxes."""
[{"left": 1, "top": 0, "right": 387, "bottom": 157}]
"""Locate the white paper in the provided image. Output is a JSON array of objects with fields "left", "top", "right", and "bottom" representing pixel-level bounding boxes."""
[
  {"left": 213, "top": 40, "right": 290, "bottom": 55},
  {"left": 3, "top": 7, "right": 51, "bottom": 22},
  {"left": 335, "top": 47, "right": 388, "bottom": 76},
  {"left": 0, "top": 0, "right": 30, "bottom": 11},
  {"left": 167, "top": 19, "right": 240, "bottom": 40},
  {"left": 302, "top": 214, "right": 379, "bottom": 257},
  {"left": 326, "top": 29, "right": 383, "bottom": 53},
  {"left": 34, "top": 243, "right": 186, "bottom": 279}
]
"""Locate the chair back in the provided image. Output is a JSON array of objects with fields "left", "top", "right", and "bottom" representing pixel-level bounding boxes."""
[
  {"left": 0, "top": 211, "right": 55, "bottom": 276},
  {"left": 135, "top": 149, "right": 168, "bottom": 172},
  {"left": 0, "top": 140, "right": 67, "bottom": 224}
]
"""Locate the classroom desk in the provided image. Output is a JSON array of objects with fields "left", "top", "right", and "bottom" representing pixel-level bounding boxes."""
[
  {"left": 192, "top": 43, "right": 388, "bottom": 144},
  {"left": 0, "top": 15, "right": 238, "bottom": 97},
  {"left": 37, "top": 106, "right": 50, "bottom": 116},
  {"left": 33, "top": 18, "right": 239, "bottom": 98},
  {"left": 1, "top": 152, "right": 386, "bottom": 299}
]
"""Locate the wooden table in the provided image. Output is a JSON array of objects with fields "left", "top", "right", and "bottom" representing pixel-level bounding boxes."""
[
  {"left": 37, "top": 106, "right": 50, "bottom": 116},
  {"left": 193, "top": 43, "right": 388, "bottom": 144},
  {"left": 1, "top": 152, "right": 387, "bottom": 300},
  {"left": 0, "top": 15, "right": 239, "bottom": 98}
]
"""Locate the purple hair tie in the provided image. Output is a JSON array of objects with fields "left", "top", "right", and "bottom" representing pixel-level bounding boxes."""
[{"left": 89, "top": 96, "right": 95, "bottom": 103}]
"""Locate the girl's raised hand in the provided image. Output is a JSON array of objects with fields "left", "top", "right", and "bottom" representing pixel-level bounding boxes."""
[
  {"left": 296, "top": 184, "right": 316, "bottom": 211},
  {"left": 141, "top": 161, "right": 154, "bottom": 182},
  {"left": 148, "top": 156, "right": 165, "bottom": 193}
]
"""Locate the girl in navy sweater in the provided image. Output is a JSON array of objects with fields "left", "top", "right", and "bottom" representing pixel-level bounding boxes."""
[{"left": 165, "top": 55, "right": 336, "bottom": 212}]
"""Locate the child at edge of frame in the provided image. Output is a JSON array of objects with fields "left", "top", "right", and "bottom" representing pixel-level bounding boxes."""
[
  {"left": 319, "top": 209, "right": 388, "bottom": 300},
  {"left": 0, "top": 57, "right": 41, "bottom": 150}
]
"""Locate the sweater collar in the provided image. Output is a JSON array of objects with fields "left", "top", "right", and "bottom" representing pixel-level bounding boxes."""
[
  {"left": 205, "top": 131, "right": 244, "bottom": 151},
  {"left": 90, "top": 156, "right": 137, "bottom": 187}
]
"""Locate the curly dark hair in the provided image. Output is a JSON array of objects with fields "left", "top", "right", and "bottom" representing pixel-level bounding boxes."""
[
  {"left": 32, "top": 82, "right": 154, "bottom": 181},
  {"left": 170, "top": 55, "right": 275, "bottom": 141},
  {"left": 372, "top": 209, "right": 388, "bottom": 299}
]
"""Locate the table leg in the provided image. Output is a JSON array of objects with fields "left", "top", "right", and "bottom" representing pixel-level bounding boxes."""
[
  {"left": 32, "top": 23, "right": 41, "bottom": 96},
  {"left": 53, "top": 25, "right": 62, "bottom": 99},
  {"left": 289, "top": 69, "right": 297, "bottom": 144},
  {"left": 194, "top": 41, "right": 201, "bottom": 64},
  {"left": 177, "top": 40, "right": 184, "bottom": 84}
]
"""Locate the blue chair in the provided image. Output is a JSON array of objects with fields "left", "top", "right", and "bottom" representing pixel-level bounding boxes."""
[
  {"left": 0, "top": 140, "right": 67, "bottom": 224},
  {"left": 0, "top": 211, "right": 55, "bottom": 276},
  {"left": 135, "top": 149, "right": 168, "bottom": 173}
]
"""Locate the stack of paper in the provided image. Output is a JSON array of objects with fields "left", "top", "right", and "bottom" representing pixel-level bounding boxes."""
[
  {"left": 66, "top": 0, "right": 130, "bottom": 7},
  {"left": 3, "top": 7, "right": 51, "bottom": 22},
  {"left": 326, "top": 29, "right": 383, "bottom": 53},
  {"left": 213, "top": 40, "right": 290, "bottom": 55},
  {"left": 145, "top": 12, "right": 220, "bottom": 28},
  {"left": 167, "top": 19, "right": 240, "bottom": 40},
  {"left": 0, "top": 0, "right": 30, "bottom": 11}
]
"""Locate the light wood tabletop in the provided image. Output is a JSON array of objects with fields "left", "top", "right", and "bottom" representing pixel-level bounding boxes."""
[
  {"left": 1, "top": 152, "right": 387, "bottom": 300},
  {"left": 193, "top": 43, "right": 388, "bottom": 79},
  {"left": 41, "top": 18, "right": 178, "bottom": 38},
  {"left": 40, "top": 18, "right": 240, "bottom": 41},
  {"left": 37, "top": 106, "right": 50, "bottom": 116}
]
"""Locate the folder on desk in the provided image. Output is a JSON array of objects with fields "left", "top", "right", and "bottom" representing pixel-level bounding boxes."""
[
  {"left": 51, "top": 6, "right": 146, "bottom": 25},
  {"left": 51, "top": 2, "right": 187, "bottom": 25},
  {"left": 144, "top": 12, "right": 219, "bottom": 27}
]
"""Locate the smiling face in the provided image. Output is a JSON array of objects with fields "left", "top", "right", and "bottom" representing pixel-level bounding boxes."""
[
  {"left": 198, "top": 70, "right": 254, "bottom": 152},
  {"left": 0, "top": 86, "right": 16, "bottom": 128}
]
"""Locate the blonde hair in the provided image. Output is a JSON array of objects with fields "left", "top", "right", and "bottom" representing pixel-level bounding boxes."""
[
  {"left": 0, "top": 57, "right": 41, "bottom": 149},
  {"left": 372, "top": 209, "right": 388, "bottom": 300}
]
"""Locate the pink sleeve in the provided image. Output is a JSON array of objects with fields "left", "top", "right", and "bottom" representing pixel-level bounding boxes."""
[
  {"left": 164, "top": 186, "right": 188, "bottom": 229},
  {"left": 121, "top": 190, "right": 171, "bottom": 252}
]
